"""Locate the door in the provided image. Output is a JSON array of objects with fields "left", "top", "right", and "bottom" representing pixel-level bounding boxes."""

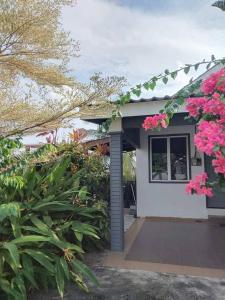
[{"left": 205, "top": 155, "right": 225, "bottom": 208}]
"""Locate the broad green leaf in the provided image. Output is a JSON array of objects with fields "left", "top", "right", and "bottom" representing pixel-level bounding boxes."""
[
  {"left": 32, "top": 201, "right": 74, "bottom": 211},
  {"left": 0, "top": 278, "right": 22, "bottom": 299},
  {"left": 30, "top": 216, "right": 52, "bottom": 235},
  {"left": 12, "top": 275, "right": 27, "bottom": 300},
  {"left": 24, "top": 249, "right": 54, "bottom": 273},
  {"left": 12, "top": 235, "right": 50, "bottom": 244},
  {"left": 21, "top": 254, "right": 38, "bottom": 289},
  {"left": 50, "top": 238, "right": 84, "bottom": 253},
  {"left": 60, "top": 257, "right": 70, "bottom": 280},
  {"left": 71, "top": 259, "right": 99, "bottom": 287},
  {"left": 56, "top": 258, "right": 65, "bottom": 299},
  {"left": 3, "top": 242, "right": 21, "bottom": 269}
]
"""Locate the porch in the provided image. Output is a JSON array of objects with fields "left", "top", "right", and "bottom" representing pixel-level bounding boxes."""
[{"left": 104, "top": 217, "right": 225, "bottom": 278}]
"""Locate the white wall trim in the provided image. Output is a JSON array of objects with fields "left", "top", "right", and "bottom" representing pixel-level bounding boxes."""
[{"left": 207, "top": 209, "right": 225, "bottom": 217}]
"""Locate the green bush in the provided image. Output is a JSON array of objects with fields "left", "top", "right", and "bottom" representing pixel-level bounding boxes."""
[{"left": 0, "top": 139, "right": 109, "bottom": 299}]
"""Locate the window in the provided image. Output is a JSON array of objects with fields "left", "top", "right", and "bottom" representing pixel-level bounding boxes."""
[{"left": 149, "top": 135, "right": 190, "bottom": 182}]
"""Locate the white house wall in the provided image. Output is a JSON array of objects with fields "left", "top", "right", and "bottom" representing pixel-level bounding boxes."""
[{"left": 136, "top": 125, "right": 208, "bottom": 219}]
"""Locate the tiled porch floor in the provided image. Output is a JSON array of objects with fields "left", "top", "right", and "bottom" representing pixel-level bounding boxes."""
[
  {"left": 126, "top": 218, "right": 225, "bottom": 270},
  {"left": 103, "top": 218, "right": 225, "bottom": 278}
]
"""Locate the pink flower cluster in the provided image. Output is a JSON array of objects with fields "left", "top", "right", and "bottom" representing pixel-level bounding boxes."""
[
  {"left": 186, "top": 93, "right": 225, "bottom": 120},
  {"left": 186, "top": 97, "right": 208, "bottom": 117},
  {"left": 194, "top": 120, "right": 225, "bottom": 156},
  {"left": 142, "top": 113, "right": 168, "bottom": 130},
  {"left": 201, "top": 68, "right": 225, "bottom": 94},
  {"left": 185, "top": 173, "right": 213, "bottom": 197},
  {"left": 212, "top": 153, "right": 225, "bottom": 176}
]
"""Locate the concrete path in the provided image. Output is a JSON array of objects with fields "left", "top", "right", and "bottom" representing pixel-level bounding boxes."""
[{"left": 31, "top": 266, "right": 225, "bottom": 300}]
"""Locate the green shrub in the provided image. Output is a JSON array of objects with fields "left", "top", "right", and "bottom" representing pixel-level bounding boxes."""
[{"left": 0, "top": 139, "right": 109, "bottom": 299}]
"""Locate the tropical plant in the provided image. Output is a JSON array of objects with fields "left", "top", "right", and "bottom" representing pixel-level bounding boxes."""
[
  {"left": 0, "top": 138, "right": 109, "bottom": 299},
  {"left": 123, "top": 152, "right": 136, "bottom": 183}
]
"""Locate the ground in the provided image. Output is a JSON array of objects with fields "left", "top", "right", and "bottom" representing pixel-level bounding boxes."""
[{"left": 31, "top": 252, "right": 225, "bottom": 300}]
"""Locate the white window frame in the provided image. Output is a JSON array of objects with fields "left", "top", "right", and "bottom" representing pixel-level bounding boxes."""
[{"left": 149, "top": 135, "right": 190, "bottom": 183}]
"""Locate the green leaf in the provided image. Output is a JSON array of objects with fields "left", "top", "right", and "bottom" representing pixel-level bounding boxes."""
[
  {"left": 50, "top": 238, "right": 84, "bottom": 253},
  {"left": 175, "top": 98, "right": 185, "bottom": 105},
  {"left": 30, "top": 216, "right": 52, "bottom": 235},
  {"left": 71, "top": 259, "right": 100, "bottom": 287},
  {"left": 213, "top": 145, "right": 220, "bottom": 152},
  {"left": 194, "top": 63, "right": 200, "bottom": 71},
  {"left": 0, "top": 202, "right": 20, "bottom": 222},
  {"left": 24, "top": 249, "right": 54, "bottom": 273},
  {"left": 131, "top": 88, "right": 141, "bottom": 97},
  {"left": 12, "top": 235, "right": 50, "bottom": 244},
  {"left": 3, "top": 242, "right": 21, "bottom": 269},
  {"left": 143, "top": 82, "right": 150, "bottom": 90},
  {"left": 60, "top": 257, "right": 70, "bottom": 280},
  {"left": 32, "top": 201, "right": 75, "bottom": 211},
  {"left": 184, "top": 66, "right": 190, "bottom": 74},
  {"left": 21, "top": 255, "right": 38, "bottom": 289},
  {"left": 206, "top": 62, "right": 212, "bottom": 70},
  {"left": 56, "top": 258, "right": 65, "bottom": 299},
  {"left": 171, "top": 71, "right": 177, "bottom": 79},
  {"left": 162, "top": 77, "right": 168, "bottom": 84},
  {"left": 149, "top": 81, "right": 156, "bottom": 90}
]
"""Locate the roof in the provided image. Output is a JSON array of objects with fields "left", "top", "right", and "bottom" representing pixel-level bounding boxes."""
[
  {"left": 128, "top": 93, "right": 203, "bottom": 104},
  {"left": 82, "top": 64, "right": 223, "bottom": 124}
]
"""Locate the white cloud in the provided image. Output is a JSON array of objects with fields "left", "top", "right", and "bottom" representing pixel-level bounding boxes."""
[{"left": 62, "top": 0, "right": 225, "bottom": 96}]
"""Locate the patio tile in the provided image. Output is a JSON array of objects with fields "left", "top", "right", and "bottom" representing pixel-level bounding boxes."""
[{"left": 125, "top": 219, "right": 225, "bottom": 270}]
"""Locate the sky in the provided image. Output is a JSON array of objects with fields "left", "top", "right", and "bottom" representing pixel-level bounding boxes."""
[
  {"left": 62, "top": 0, "right": 225, "bottom": 94},
  {"left": 24, "top": 0, "right": 225, "bottom": 144}
]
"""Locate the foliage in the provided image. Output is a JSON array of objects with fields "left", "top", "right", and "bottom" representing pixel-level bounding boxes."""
[
  {"left": 123, "top": 152, "right": 136, "bottom": 183},
  {"left": 0, "top": 139, "right": 109, "bottom": 299},
  {"left": 103, "top": 56, "right": 225, "bottom": 131},
  {"left": 0, "top": 1, "right": 126, "bottom": 136}
]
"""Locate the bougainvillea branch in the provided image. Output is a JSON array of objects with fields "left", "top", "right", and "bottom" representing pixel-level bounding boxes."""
[
  {"left": 103, "top": 56, "right": 225, "bottom": 131},
  {"left": 143, "top": 67, "right": 225, "bottom": 196}
]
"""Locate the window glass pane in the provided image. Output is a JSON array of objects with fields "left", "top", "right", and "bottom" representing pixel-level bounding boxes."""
[
  {"left": 170, "top": 137, "right": 188, "bottom": 180},
  {"left": 151, "top": 138, "right": 168, "bottom": 180}
]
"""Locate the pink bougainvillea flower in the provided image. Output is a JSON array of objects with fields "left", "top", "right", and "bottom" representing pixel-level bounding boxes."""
[
  {"left": 212, "top": 153, "right": 225, "bottom": 176},
  {"left": 194, "top": 120, "right": 225, "bottom": 155},
  {"left": 201, "top": 68, "right": 225, "bottom": 94},
  {"left": 186, "top": 97, "right": 208, "bottom": 117},
  {"left": 185, "top": 172, "right": 213, "bottom": 197},
  {"left": 142, "top": 113, "right": 168, "bottom": 130}
]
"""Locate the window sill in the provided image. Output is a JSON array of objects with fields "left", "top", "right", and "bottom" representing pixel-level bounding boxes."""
[{"left": 149, "top": 180, "right": 190, "bottom": 184}]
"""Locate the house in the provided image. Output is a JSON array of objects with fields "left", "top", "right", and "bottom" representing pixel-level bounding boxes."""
[{"left": 82, "top": 65, "right": 225, "bottom": 255}]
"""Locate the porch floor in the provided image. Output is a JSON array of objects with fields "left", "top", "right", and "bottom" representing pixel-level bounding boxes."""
[
  {"left": 104, "top": 218, "right": 225, "bottom": 278},
  {"left": 126, "top": 218, "right": 225, "bottom": 269}
]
